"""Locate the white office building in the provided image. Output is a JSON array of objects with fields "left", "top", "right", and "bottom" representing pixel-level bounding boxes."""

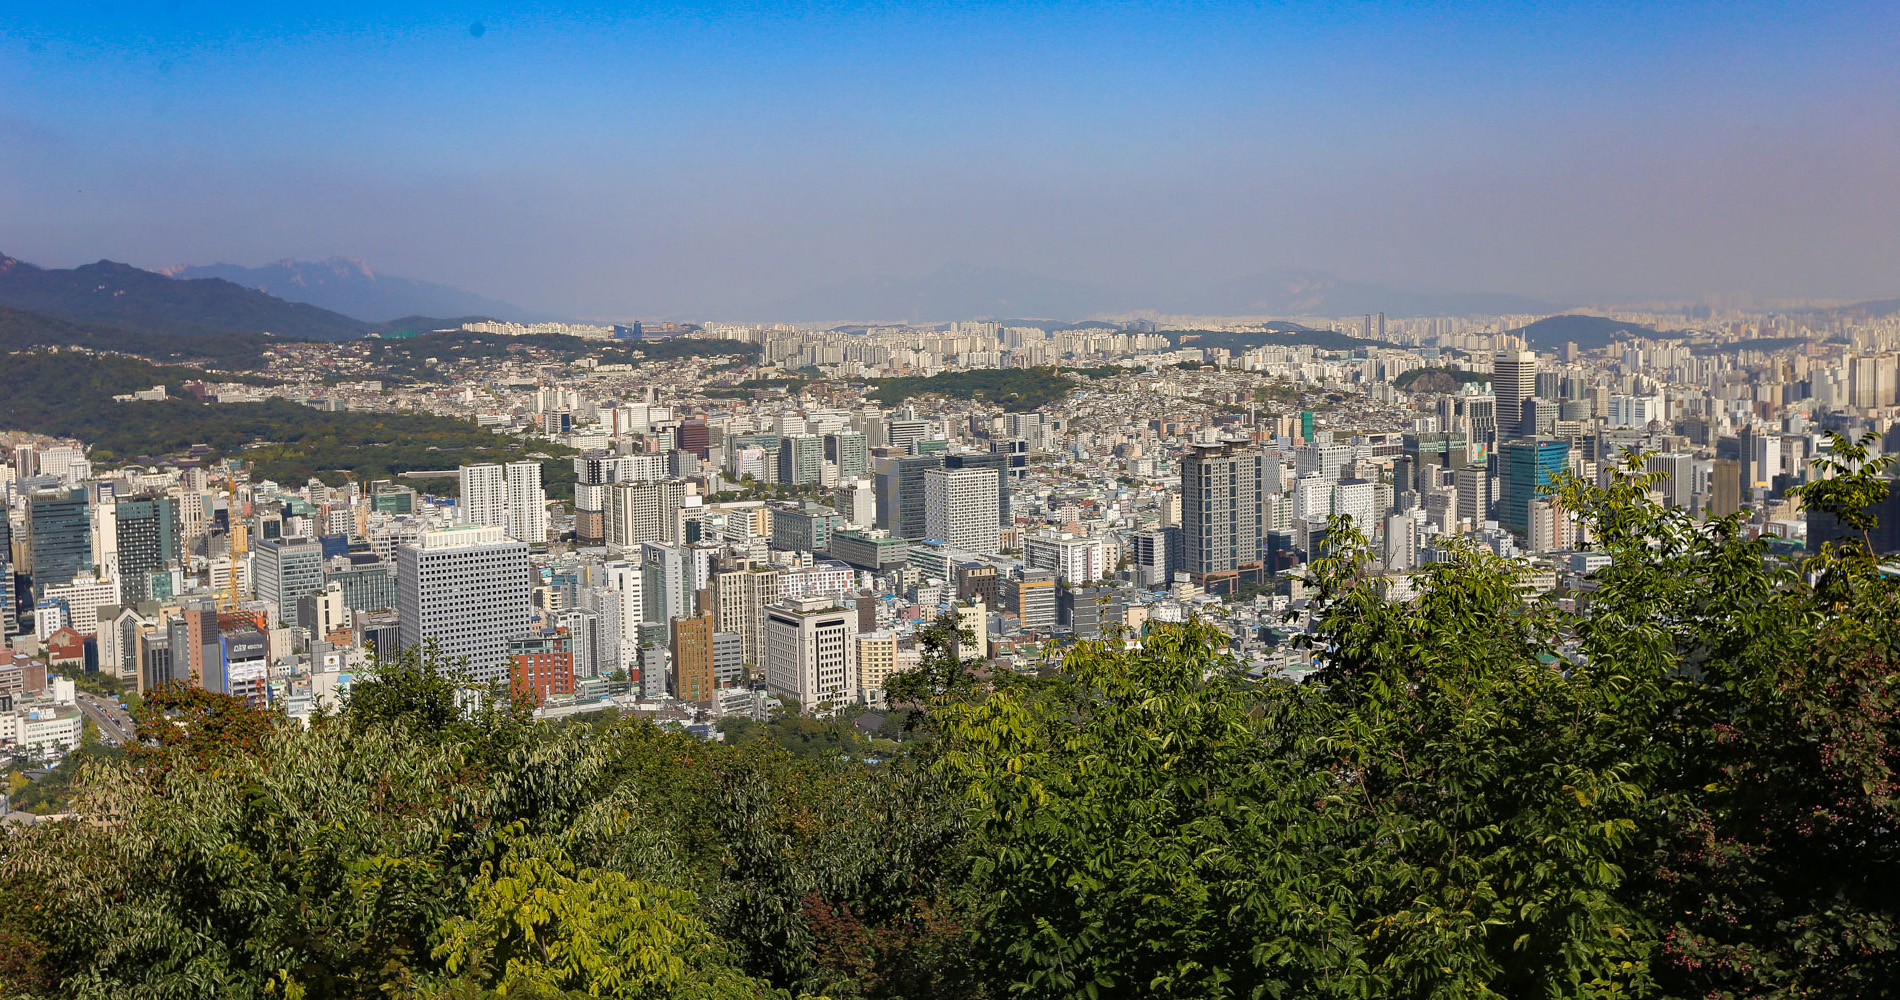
[
  {"left": 395, "top": 524, "right": 532, "bottom": 684},
  {"left": 762, "top": 594, "right": 858, "bottom": 712}
]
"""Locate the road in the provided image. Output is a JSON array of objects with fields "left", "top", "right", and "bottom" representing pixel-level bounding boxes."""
[{"left": 74, "top": 691, "right": 137, "bottom": 747}]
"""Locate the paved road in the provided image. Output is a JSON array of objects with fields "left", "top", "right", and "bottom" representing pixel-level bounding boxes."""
[{"left": 74, "top": 691, "right": 137, "bottom": 746}]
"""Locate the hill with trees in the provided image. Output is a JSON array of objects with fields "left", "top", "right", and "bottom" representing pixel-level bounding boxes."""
[
  {"left": 1393, "top": 366, "right": 1490, "bottom": 393},
  {"left": 1168, "top": 325, "right": 1388, "bottom": 353},
  {"left": 866, "top": 366, "right": 1086, "bottom": 412},
  {"left": 1507, "top": 313, "right": 1669, "bottom": 351},
  {"left": 0, "top": 304, "right": 289, "bottom": 369},
  {"left": 0, "top": 349, "right": 575, "bottom": 498},
  {"left": 4, "top": 446, "right": 1899, "bottom": 998}
]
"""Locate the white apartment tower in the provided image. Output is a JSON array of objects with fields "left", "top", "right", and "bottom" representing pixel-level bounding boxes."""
[
  {"left": 923, "top": 467, "right": 1001, "bottom": 553},
  {"left": 459, "top": 462, "right": 548, "bottom": 544}
]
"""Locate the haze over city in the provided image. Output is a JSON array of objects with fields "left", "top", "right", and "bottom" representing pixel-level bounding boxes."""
[{"left": 5, "top": 1, "right": 1898, "bottom": 319}]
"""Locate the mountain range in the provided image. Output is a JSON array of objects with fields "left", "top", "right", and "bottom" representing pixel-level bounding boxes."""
[
  {"left": 753, "top": 264, "right": 1566, "bottom": 323},
  {"left": 162, "top": 258, "right": 547, "bottom": 324},
  {"left": 0, "top": 253, "right": 369, "bottom": 340}
]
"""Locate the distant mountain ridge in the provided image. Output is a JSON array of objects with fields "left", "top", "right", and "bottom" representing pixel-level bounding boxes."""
[
  {"left": 755, "top": 263, "right": 1567, "bottom": 323},
  {"left": 0, "top": 252, "right": 368, "bottom": 340},
  {"left": 166, "top": 258, "right": 546, "bottom": 324}
]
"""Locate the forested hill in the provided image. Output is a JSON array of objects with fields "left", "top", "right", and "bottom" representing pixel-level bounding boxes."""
[
  {"left": 0, "top": 349, "right": 574, "bottom": 496},
  {"left": 0, "top": 304, "right": 287, "bottom": 369},
  {"left": 1507, "top": 313, "right": 1669, "bottom": 351},
  {"left": 0, "top": 252, "right": 369, "bottom": 340}
]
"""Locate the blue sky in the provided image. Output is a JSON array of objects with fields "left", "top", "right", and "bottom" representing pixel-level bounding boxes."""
[{"left": 3, "top": 1, "right": 1896, "bottom": 317}]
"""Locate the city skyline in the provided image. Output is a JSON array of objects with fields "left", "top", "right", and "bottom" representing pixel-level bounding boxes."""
[{"left": 5, "top": 2, "right": 1898, "bottom": 318}]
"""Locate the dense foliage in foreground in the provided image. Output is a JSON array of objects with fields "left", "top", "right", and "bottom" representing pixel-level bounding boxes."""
[{"left": 4, "top": 444, "right": 1899, "bottom": 999}]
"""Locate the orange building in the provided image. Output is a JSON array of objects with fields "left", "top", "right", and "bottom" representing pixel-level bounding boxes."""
[
  {"left": 508, "top": 629, "right": 574, "bottom": 706},
  {"left": 670, "top": 614, "right": 716, "bottom": 704}
]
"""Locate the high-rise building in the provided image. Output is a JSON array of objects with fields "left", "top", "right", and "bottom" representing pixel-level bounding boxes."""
[
  {"left": 761, "top": 594, "right": 858, "bottom": 711},
  {"left": 0, "top": 516, "right": 15, "bottom": 637},
  {"left": 1456, "top": 465, "right": 1489, "bottom": 527},
  {"left": 555, "top": 607, "right": 606, "bottom": 678},
  {"left": 1645, "top": 453, "right": 1695, "bottom": 508},
  {"left": 458, "top": 464, "right": 507, "bottom": 529},
  {"left": 641, "top": 542, "right": 695, "bottom": 626},
  {"left": 505, "top": 461, "right": 549, "bottom": 544},
  {"left": 833, "top": 478, "right": 876, "bottom": 527},
  {"left": 712, "top": 631, "right": 744, "bottom": 689},
  {"left": 924, "top": 467, "right": 1001, "bottom": 552},
  {"left": 508, "top": 630, "right": 573, "bottom": 704},
  {"left": 824, "top": 431, "right": 869, "bottom": 482},
  {"left": 670, "top": 613, "right": 717, "bottom": 703},
  {"left": 181, "top": 598, "right": 222, "bottom": 690},
  {"left": 1023, "top": 530, "right": 1107, "bottom": 584},
  {"left": 253, "top": 536, "right": 325, "bottom": 629},
  {"left": 604, "top": 480, "right": 688, "bottom": 549},
  {"left": 1493, "top": 351, "right": 1538, "bottom": 439},
  {"left": 943, "top": 451, "right": 1013, "bottom": 524},
  {"left": 676, "top": 419, "right": 712, "bottom": 459},
  {"left": 874, "top": 454, "right": 944, "bottom": 540},
  {"left": 27, "top": 488, "right": 91, "bottom": 596},
  {"left": 297, "top": 582, "right": 353, "bottom": 643},
  {"left": 1503, "top": 438, "right": 1570, "bottom": 539},
  {"left": 1001, "top": 568, "right": 1057, "bottom": 629},
  {"left": 1181, "top": 441, "right": 1266, "bottom": 592},
  {"left": 324, "top": 553, "right": 396, "bottom": 613},
  {"left": 113, "top": 496, "right": 182, "bottom": 604},
  {"left": 1708, "top": 459, "right": 1743, "bottom": 518},
  {"left": 777, "top": 434, "right": 824, "bottom": 486},
  {"left": 396, "top": 524, "right": 533, "bottom": 684},
  {"left": 714, "top": 564, "right": 781, "bottom": 669},
  {"left": 459, "top": 462, "right": 547, "bottom": 543}
]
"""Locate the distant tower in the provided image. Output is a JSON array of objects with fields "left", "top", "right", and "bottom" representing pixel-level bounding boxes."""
[{"left": 1492, "top": 350, "right": 1539, "bottom": 440}]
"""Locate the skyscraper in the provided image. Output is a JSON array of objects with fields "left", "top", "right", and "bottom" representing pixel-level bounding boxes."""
[
  {"left": 777, "top": 434, "right": 824, "bottom": 486},
  {"left": 459, "top": 462, "right": 547, "bottom": 543},
  {"left": 944, "top": 451, "right": 1013, "bottom": 524},
  {"left": 670, "top": 613, "right": 717, "bottom": 703},
  {"left": 504, "top": 461, "right": 549, "bottom": 544},
  {"left": 1502, "top": 438, "right": 1570, "bottom": 539},
  {"left": 458, "top": 464, "right": 507, "bottom": 529},
  {"left": 924, "top": 467, "right": 1001, "bottom": 552},
  {"left": 27, "top": 488, "right": 91, "bottom": 596},
  {"left": 396, "top": 524, "right": 532, "bottom": 684},
  {"left": 824, "top": 431, "right": 869, "bottom": 482},
  {"left": 113, "top": 496, "right": 182, "bottom": 604},
  {"left": 604, "top": 480, "right": 688, "bottom": 549},
  {"left": 1493, "top": 351, "right": 1538, "bottom": 440},
  {"left": 874, "top": 454, "right": 944, "bottom": 540},
  {"left": 254, "top": 536, "right": 325, "bottom": 629},
  {"left": 1182, "top": 441, "right": 1266, "bottom": 593}
]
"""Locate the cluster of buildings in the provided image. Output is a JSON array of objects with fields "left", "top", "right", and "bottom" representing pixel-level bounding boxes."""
[{"left": 8, "top": 304, "right": 1900, "bottom": 760}]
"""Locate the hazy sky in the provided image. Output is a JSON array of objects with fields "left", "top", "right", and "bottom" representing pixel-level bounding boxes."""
[{"left": 3, "top": 1, "right": 1897, "bottom": 318}]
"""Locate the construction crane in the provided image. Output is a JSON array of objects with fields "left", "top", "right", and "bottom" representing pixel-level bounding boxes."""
[{"left": 222, "top": 472, "right": 248, "bottom": 611}]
